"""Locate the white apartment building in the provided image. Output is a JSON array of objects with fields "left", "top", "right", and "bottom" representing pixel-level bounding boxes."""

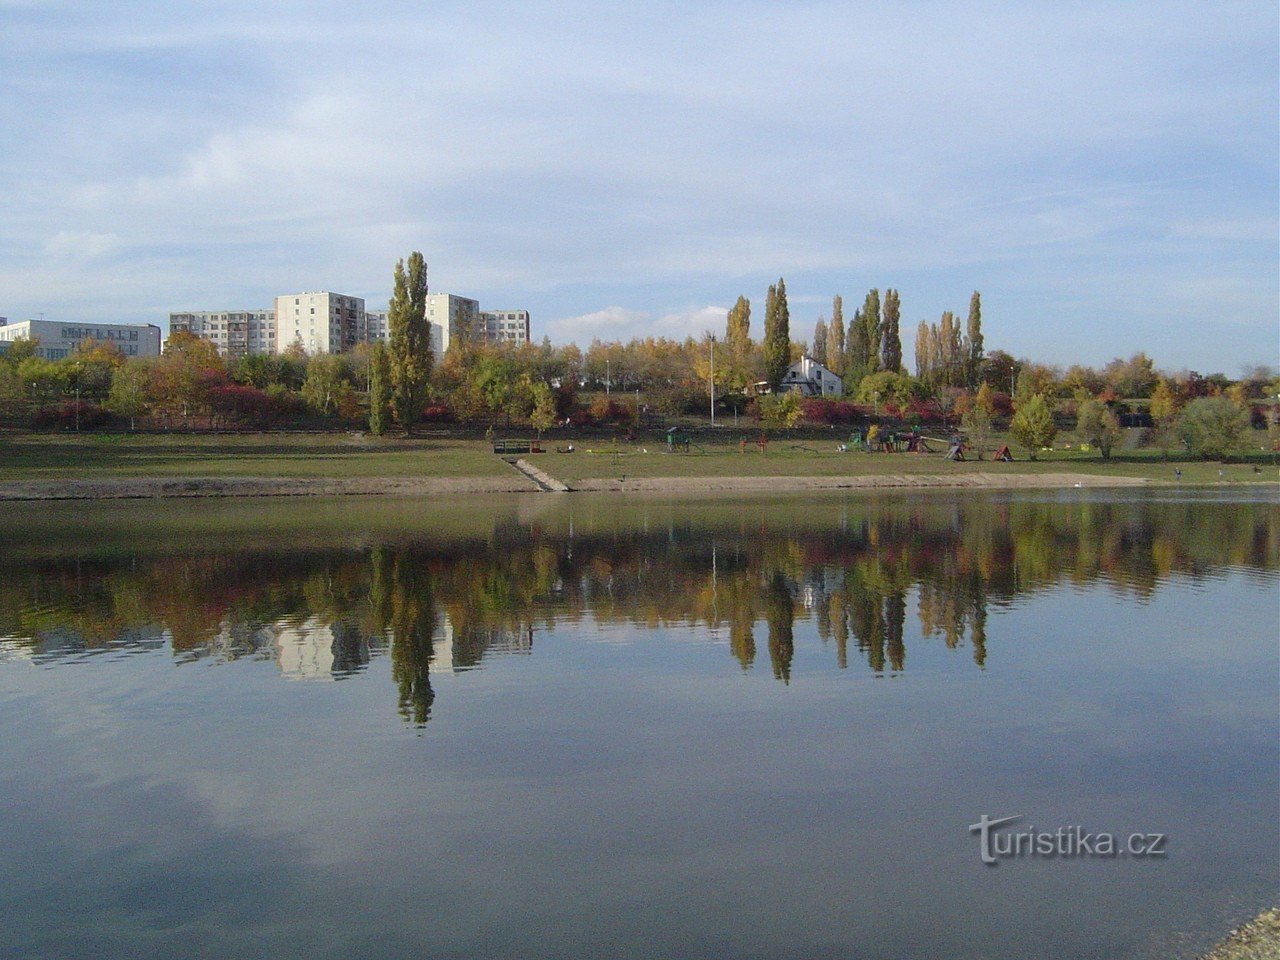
[
  {"left": 0, "top": 318, "right": 161, "bottom": 360},
  {"left": 168, "top": 310, "right": 276, "bottom": 359},
  {"left": 274, "top": 292, "right": 366, "bottom": 355},
  {"left": 426, "top": 293, "right": 479, "bottom": 355},
  {"left": 480, "top": 309, "right": 531, "bottom": 346},
  {"left": 365, "top": 309, "right": 390, "bottom": 345}
]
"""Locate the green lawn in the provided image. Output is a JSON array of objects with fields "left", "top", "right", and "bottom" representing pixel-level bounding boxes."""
[
  {"left": 0, "top": 430, "right": 1274, "bottom": 487},
  {"left": 0, "top": 433, "right": 510, "bottom": 480},
  {"left": 536, "top": 433, "right": 1279, "bottom": 485}
]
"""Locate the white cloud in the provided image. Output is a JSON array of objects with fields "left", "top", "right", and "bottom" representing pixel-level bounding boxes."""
[
  {"left": 42, "top": 231, "right": 122, "bottom": 260},
  {"left": 546, "top": 305, "right": 728, "bottom": 344}
]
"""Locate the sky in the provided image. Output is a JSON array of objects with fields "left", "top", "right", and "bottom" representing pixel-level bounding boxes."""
[{"left": 1, "top": 0, "right": 1276, "bottom": 373}]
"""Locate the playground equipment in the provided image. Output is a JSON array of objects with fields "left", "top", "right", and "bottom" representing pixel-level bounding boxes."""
[
  {"left": 739, "top": 434, "right": 768, "bottom": 453},
  {"left": 666, "top": 426, "right": 692, "bottom": 452},
  {"left": 945, "top": 436, "right": 967, "bottom": 461},
  {"left": 992, "top": 444, "right": 1013, "bottom": 462}
]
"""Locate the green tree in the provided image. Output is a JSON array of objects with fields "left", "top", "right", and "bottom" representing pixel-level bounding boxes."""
[
  {"left": 388, "top": 251, "right": 431, "bottom": 434},
  {"left": 961, "top": 400, "right": 992, "bottom": 458},
  {"left": 1176, "top": 396, "right": 1249, "bottom": 460},
  {"left": 105, "top": 361, "right": 150, "bottom": 430},
  {"left": 762, "top": 278, "right": 791, "bottom": 392},
  {"left": 860, "top": 289, "right": 882, "bottom": 375},
  {"left": 845, "top": 309, "right": 869, "bottom": 390},
  {"left": 965, "top": 291, "right": 984, "bottom": 388},
  {"left": 826, "top": 296, "right": 845, "bottom": 375},
  {"left": 368, "top": 342, "right": 391, "bottom": 436},
  {"left": 811, "top": 317, "right": 828, "bottom": 365},
  {"left": 759, "top": 391, "right": 802, "bottom": 428},
  {"left": 1076, "top": 399, "right": 1122, "bottom": 460},
  {"left": 725, "top": 295, "right": 750, "bottom": 346},
  {"left": 301, "top": 354, "right": 349, "bottom": 416},
  {"left": 1009, "top": 394, "right": 1057, "bottom": 460},
  {"left": 880, "top": 288, "right": 902, "bottom": 373}
]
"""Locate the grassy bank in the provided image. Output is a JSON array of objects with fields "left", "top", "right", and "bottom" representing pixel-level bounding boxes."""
[
  {"left": 0, "top": 433, "right": 509, "bottom": 481},
  {"left": 0, "top": 430, "right": 1275, "bottom": 489}
]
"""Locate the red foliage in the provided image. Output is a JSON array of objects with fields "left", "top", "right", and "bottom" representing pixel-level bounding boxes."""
[
  {"left": 34, "top": 401, "right": 110, "bottom": 431},
  {"left": 421, "top": 403, "right": 454, "bottom": 423},
  {"left": 988, "top": 391, "right": 1014, "bottom": 417},
  {"left": 207, "top": 384, "right": 303, "bottom": 425},
  {"left": 800, "top": 398, "right": 869, "bottom": 424}
]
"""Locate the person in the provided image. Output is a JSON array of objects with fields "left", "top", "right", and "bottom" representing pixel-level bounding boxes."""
[{"left": 1174, "top": 467, "right": 1182, "bottom": 481}]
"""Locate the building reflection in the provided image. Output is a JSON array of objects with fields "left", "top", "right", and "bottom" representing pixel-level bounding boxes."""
[{"left": 0, "top": 495, "right": 1274, "bottom": 724}]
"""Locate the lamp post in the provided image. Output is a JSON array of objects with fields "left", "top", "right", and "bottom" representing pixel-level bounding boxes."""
[{"left": 605, "top": 359, "right": 610, "bottom": 397}]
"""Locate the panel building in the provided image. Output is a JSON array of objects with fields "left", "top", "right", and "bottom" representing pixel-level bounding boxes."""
[
  {"left": 0, "top": 318, "right": 161, "bottom": 359},
  {"left": 480, "top": 309, "right": 531, "bottom": 346},
  {"left": 426, "top": 294, "right": 480, "bottom": 356},
  {"left": 274, "top": 292, "right": 366, "bottom": 355},
  {"left": 168, "top": 310, "right": 276, "bottom": 359}
]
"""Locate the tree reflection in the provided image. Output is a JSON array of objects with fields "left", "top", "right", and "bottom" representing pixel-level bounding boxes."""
[{"left": 0, "top": 495, "right": 1275, "bottom": 720}]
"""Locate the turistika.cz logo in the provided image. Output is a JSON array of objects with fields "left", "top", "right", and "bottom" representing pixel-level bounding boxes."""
[{"left": 969, "top": 814, "right": 1167, "bottom": 865}]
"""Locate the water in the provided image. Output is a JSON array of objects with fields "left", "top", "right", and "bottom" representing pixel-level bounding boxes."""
[{"left": 0, "top": 489, "right": 1275, "bottom": 960}]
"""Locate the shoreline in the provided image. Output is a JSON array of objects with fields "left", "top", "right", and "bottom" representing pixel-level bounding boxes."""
[{"left": 0, "top": 471, "right": 1220, "bottom": 501}]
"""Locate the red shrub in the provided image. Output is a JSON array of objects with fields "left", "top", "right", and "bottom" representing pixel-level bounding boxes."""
[
  {"left": 801, "top": 398, "right": 868, "bottom": 424},
  {"left": 34, "top": 401, "right": 111, "bottom": 431}
]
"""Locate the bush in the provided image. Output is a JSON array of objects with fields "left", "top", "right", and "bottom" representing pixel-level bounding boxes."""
[
  {"left": 1176, "top": 396, "right": 1249, "bottom": 460},
  {"left": 34, "top": 401, "right": 112, "bottom": 431},
  {"left": 801, "top": 398, "right": 867, "bottom": 425}
]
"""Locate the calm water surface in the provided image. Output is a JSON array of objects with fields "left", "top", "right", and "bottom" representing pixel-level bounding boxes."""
[{"left": 0, "top": 489, "right": 1276, "bottom": 960}]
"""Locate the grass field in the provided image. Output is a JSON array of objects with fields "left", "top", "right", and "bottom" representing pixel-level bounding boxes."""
[
  {"left": 0, "top": 433, "right": 509, "bottom": 480},
  {"left": 0, "top": 430, "right": 1275, "bottom": 487},
  {"left": 540, "top": 435, "right": 1279, "bottom": 486}
]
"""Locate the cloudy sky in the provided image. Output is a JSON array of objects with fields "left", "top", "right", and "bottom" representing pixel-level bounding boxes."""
[{"left": 2, "top": 0, "right": 1275, "bottom": 371}]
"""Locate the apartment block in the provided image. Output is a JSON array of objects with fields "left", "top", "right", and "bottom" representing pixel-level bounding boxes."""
[
  {"left": 0, "top": 318, "right": 161, "bottom": 360},
  {"left": 274, "top": 292, "right": 366, "bottom": 355},
  {"left": 426, "top": 294, "right": 480, "bottom": 355},
  {"left": 480, "top": 309, "right": 531, "bottom": 346},
  {"left": 168, "top": 310, "right": 276, "bottom": 359}
]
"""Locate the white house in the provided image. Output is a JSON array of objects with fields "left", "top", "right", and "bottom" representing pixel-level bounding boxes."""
[{"left": 779, "top": 356, "right": 842, "bottom": 397}]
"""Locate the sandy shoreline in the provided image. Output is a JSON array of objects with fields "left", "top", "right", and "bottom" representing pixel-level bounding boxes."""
[{"left": 0, "top": 471, "right": 1165, "bottom": 500}]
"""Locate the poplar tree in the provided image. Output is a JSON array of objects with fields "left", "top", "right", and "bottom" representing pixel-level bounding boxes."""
[
  {"left": 762, "top": 278, "right": 791, "bottom": 391},
  {"left": 860, "top": 289, "right": 882, "bottom": 375},
  {"left": 880, "top": 288, "right": 902, "bottom": 373},
  {"left": 966, "top": 291, "right": 984, "bottom": 388},
  {"left": 725, "top": 295, "right": 751, "bottom": 346},
  {"left": 388, "top": 251, "right": 431, "bottom": 434},
  {"left": 845, "top": 308, "right": 869, "bottom": 389},
  {"left": 368, "top": 341, "right": 391, "bottom": 435},
  {"left": 811, "top": 318, "right": 828, "bottom": 365},
  {"left": 825, "top": 296, "right": 845, "bottom": 374}
]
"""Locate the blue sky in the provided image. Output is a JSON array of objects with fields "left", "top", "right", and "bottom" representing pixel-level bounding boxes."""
[{"left": 1, "top": 0, "right": 1276, "bottom": 372}]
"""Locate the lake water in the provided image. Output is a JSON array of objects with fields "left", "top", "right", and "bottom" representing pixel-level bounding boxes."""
[{"left": 0, "top": 489, "right": 1276, "bottom": 960}]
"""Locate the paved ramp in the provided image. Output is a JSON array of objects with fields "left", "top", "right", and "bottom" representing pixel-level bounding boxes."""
[{"left": 506, "top": 458, "right": 571, "bottom": 492}]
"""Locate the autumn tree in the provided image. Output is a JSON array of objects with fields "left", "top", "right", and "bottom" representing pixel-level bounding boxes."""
[
  {"left": 860, "top": 289, "right": 882, "bottom": 376},
  {"left": 1176, "top": 396, "right": 1249, "bottom": 460},
  {"left": 388, "top": 251, "right": 431, "bottom": 434},
  {"left": 762, "top": 278, "right": 791, "bottom": 392},
  {"left": 105, "top": 361, "right": 150, "bottom": 430}
]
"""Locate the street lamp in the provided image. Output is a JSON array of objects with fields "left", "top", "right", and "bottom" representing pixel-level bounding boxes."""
[{"left": 605, "top": 359, "right": 610, "bottom": 397}]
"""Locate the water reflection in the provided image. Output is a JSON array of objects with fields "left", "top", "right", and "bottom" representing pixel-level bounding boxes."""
[{"left": 0, "top": 491, "right": 1275, "bottom": 725}]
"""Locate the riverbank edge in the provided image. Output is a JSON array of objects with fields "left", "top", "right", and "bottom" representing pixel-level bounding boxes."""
[
  {"left": 0, "top": 470, "right": 1248, "bottom": 500},
  {"left": 1198, "top": 907, "right": 1280, "bottom": 960}
]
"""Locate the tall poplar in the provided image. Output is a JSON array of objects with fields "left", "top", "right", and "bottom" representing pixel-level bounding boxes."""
[
  {"left": 965, "top": 291, "right": 984, "bottom": 389},
  {"left": 860, "top": 289, "right": 882, "bottom": 374},
  {"left": 811, "top": 318, "right": 828, "bottom": 365},
  {"left": 368, "top": 341, "right": 391, "bottom": 435},
  {"left": 762, "top": 278, "right": 791, "bottom": 391},
  {"left": 826, "top": 296, "right": 845, "bottom": 374},
  {"left": 880, "top": 288, "right": 902, "bottom": 373},
  {"left": 725, "top": 295, "right": 751, "bottom": 347},
  {"left": 388, "top": 251, "right": 431, "bottom": 434}
]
